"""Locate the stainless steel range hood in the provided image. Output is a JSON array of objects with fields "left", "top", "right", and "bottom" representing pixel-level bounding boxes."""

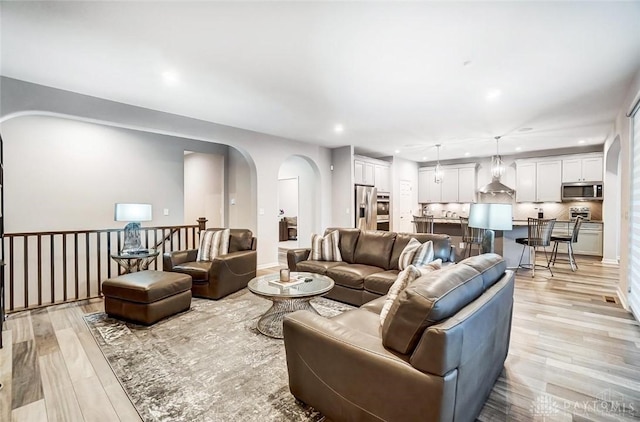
[{"left": 478, "top": 177, "right": 514, "bottom": 195}]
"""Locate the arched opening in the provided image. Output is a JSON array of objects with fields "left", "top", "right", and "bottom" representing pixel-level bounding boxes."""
[{"left": 277, "top": 155, "right": 320, "bottom": 255}]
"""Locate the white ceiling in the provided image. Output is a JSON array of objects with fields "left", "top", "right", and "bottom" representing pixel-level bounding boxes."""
[{"left": 2, "top": 1, "right": 640, "bottom": 161}]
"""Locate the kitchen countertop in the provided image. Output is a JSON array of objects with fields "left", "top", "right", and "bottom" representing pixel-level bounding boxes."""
[{"left": 424, "top": 217, "right": 603, "bottom": 226}]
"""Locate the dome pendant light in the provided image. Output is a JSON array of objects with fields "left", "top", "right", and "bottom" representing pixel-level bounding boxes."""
[{"left": 434, "top": 144, "right": 443, "bottom": 184}]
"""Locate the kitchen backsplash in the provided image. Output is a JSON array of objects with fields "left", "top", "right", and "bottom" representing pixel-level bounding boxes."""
[{"left": 421, "top": 200, "right": 602, "bottom": 221}]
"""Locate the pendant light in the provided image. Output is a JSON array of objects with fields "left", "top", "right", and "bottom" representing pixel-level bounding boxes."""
[
  {"left": 434, "top": 144, "right": 443, "bottom": 184},
  {"left": 490, "top": 136, "right": 505, "bottom": 179}
]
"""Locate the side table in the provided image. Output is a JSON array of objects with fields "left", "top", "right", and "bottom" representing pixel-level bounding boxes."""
[{"left": 111, "top": 250, "right": 160, "bottom": 274}]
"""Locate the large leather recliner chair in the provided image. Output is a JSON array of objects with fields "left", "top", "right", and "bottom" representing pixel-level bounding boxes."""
[
  {"left": 287, "top": 228, "right": 456, "bottom": 306},
  {"left": 284, "top": 253, "right": 514, "bottom": 422},
  {"left": 163, "top": 228, "right": 257, "bottom": 300}
]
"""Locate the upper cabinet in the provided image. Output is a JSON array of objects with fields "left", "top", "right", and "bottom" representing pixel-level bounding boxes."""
[
  {"left": 354, "top": 156, "right": 391, "bottom": 191},
  {"left": 418, "top": 163, "right": 477, "bottom": 203},
  {"left": 516, "top": 158, "right": 562, "bottom": 202},
  {"left": 561, "top": 154, "right": 603, "bottom": 183}
]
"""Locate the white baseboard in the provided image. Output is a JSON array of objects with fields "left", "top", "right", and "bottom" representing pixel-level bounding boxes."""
[
  {"left": 257, "top": 262, "right": 280, "bottom": 270},
  {"left": 617, "top": 286, "right": 630, "bottom": 311},
  {"left": 600, "top": 258, "right": 620, "bottom": 265}
]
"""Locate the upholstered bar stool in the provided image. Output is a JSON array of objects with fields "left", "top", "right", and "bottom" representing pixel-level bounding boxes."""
[
  {"left": 412, "top": 215, "right": 434, "bottom": 233},
  {"left": 516, "top": 217, "right": 556, "bottom": 277},
  {"left": 551, "top": 216, "right": 583, "bottom": 272}
]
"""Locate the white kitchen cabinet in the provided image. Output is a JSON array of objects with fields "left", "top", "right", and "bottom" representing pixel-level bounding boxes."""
[
  {"left": 354, "top": 159, "right": 375, "bottom": 185},
  {"left": 552, "top": 222, "right": 602, "bottom": 256},
  {"left": 440, "top": 168, "right": 459, "bottom": 203},
  {"left": 516, "top": 159, "right": 561, "bottom": 202},
  {"left": 536, "top": 160, "right": 562, "bottom": 202},
  {"left": 374, "top": 164, "right": 390, "bottom": 192},
  {"left": 457, "top": 166, "right": 477, "bottom": 203},
  {"left": 418, "top": 163, "right": 476, "bottom": 203},
  {"left": 562, "top": 154, "right": 603, "bottom": 182}
]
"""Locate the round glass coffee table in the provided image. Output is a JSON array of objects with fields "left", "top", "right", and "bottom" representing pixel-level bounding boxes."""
[{"left": 248, "top": 272, "right": 334, "bottom": 339}]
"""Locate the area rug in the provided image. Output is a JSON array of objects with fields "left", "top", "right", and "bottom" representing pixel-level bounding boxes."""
[{"left": 84, "top": 289, "right": 354, "bottom": 422}]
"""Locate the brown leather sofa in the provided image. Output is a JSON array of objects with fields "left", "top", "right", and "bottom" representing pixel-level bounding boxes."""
[
  {"left": 284, "top": 253, "right": 514, "bottom": 422},
  {"left": 287, "top": 228, "right": 455, "bottom": 306},
  {"left": 163, "top": 228, "right": 257, "bottom": 299}
]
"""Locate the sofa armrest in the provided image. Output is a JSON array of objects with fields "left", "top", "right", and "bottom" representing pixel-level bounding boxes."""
[
  {"left": 287, "top": 248, "right": 310, "bottom": 271},
  {"left": 210, "top": 250, "right": 257, "bottom": 279},
  {"left": 163, "top": 249, "right": 198, "bottom": 269},
  {"left": 283, "top": 311, "right": 455, "bottom": 422}
]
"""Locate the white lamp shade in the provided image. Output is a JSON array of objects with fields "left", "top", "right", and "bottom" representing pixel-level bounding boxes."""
[
  {"left": 114, "top": 203, "right": 152, "bottom": 222},
  {"left": 468, "top": 203, "right": 512, "bottom": 231}
]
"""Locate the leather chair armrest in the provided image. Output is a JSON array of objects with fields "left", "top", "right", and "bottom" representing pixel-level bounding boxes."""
[
  {"left": 210, "top": 250, "right": 257, "bottom": 279},
  {"left": 163, "top": 249, "right": 198, "bottom": 269},
  {"left": 287, "top": 248, "right": 310, "bottom": 271},
  {"left": 283, "top": 311, "right": 452, "bottom": 421}
]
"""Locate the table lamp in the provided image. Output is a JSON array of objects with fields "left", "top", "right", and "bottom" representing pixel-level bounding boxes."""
[
  {"left": 114, "top": 203, "right": 152, "bottom": 253},
  {"left": 468, "top": 203, "right": 513, "bottom": 254}
]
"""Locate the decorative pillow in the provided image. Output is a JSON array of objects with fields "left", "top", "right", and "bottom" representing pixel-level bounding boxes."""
[
  {"left": 379, "top": 260, "right": 442, "bottom": 325},
  {"left": 309, "top": 230, "right": 342, "bottom": 262},
  {"left": 196, "top": 229, "right": 230, "bottom": 261},
  {"left": 398, "top": 239, "right": 434, "bottom": 270}
]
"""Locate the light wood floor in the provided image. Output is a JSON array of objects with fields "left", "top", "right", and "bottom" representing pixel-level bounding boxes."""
[{"left": 1, "top": 256, "right": 638, "bottom": 421}]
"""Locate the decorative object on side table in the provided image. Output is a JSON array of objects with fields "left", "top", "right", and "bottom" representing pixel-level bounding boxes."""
[
  {"left": 468, "top": 203, "right": 513, "bottom": 254},
  {"left": 114, "top": 203, "right": 152, "bottom": 253},
  {"left": 111, "top": 249, "right": 160, "bottom": 273}
]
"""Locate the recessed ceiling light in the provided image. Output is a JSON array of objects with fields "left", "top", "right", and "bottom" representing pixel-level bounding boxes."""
[
  {"left": 464, "top": 152, "right": 470, "bottom": 156},
  {"left": 578, "top": 139, "right": 586, "bottom": 144},
  {"left": 334, "top": 124, "right": 344, "bottom": 133},
  {"left": 422, "top": 156, "right": 427, "bottom": 161},
  {"left": 162, "top": 70, "right": 179, "bottom": 85},
  {"left": 515, "top": 146, "right": 522, "bottom": 151},
  {"left": 518, "top": 127, "right": 533, "bottom": 132},
  {"left": 394, "top": 150, "right": 400, "bottom": 154},
  {"left": 486, "top": 89, "right": 502, "bottom": 100}
]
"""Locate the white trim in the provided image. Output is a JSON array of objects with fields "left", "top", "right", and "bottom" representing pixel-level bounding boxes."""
[
  {"left": 258, "top": 262, "right": 280, "bottom": 270},
  {"left": 600, "top": 258, "right": 620, "bottom": 265},
  {"left": 617, "top": 286, "right": 630, "bottom": 312}
]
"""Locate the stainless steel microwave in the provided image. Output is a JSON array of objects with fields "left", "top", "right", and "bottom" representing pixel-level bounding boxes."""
[{"left": 561, "top": 182, "right": 603, "bottom": 201}]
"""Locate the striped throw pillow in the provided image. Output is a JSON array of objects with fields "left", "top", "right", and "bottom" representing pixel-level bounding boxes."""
[
  {"left": 398, "top": 239, "right": 434, "bottom": 270},
  {"left": 309, "top": 230, "right": 342, "bottom": 262},
  {"left": 380, "top": 260, "right": 442, "bottom": 325},
  {"left": 196, "top": 229, "right": 230, "bottom": 261}
]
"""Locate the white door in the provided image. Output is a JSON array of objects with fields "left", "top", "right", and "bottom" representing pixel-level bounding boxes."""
[{"left": 398, "top": 180, "right": 414, "bottom": 233}]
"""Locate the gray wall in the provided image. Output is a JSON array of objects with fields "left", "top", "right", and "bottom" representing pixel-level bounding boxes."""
[{"left": 0, "top": 77, "right": 333, "bottom": 266}]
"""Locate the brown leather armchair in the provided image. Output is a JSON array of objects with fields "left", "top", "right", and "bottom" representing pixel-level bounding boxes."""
[{"left": 163, "top": 228, "right": 257, "bottom": 299}]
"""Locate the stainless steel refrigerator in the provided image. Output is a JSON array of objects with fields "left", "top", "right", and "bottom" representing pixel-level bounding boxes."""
[{"left": 355, "top": 185, "right": 378, "bottom": 230}]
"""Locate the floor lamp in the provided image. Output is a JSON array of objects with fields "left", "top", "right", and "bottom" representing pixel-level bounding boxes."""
[
  {"left": 468, "top": 203, "right": 513, "bottom": 254},
  {"left": 115, "top": 203, "right": 153, "bottom": 253}
]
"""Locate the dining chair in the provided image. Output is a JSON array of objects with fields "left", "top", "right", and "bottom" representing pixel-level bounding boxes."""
[
  {"left": 550, "top": 216, "right": 583, "bottom": 272},
  {"left": 516, "top": 217, "right": 556, "bottom": 277},
  {"left": 459, "top": 216, "right": 485, "bottom": 258},
  {"left": 412, "top": 215, "right": 434, "bottom": 234}
]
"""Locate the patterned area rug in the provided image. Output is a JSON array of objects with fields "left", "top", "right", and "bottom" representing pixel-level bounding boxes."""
[{"left": 84, "top": 289, "right": 354, "bottom": 422}]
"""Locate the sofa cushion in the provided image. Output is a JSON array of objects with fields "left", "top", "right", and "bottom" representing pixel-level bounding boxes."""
[
  {"left": 326, "top": 263, "right": 384, "bottom": 289},
  {"left": 390, "top": 233, "right": 453, "bottom": 270},
  {"left": 363, "top": 270, "right": 399, "bottom": 295},
  {"left": 458, "top": 253, "right": 507, "bottom": 290},
  {"left": 173, "top": 261, "right": 212, "bottom": 282},
  {"left": 382, "top": 264, "right": 484, "bottom": 354},
  {"left": 399, "top": 239, "right": 434, "bottom": 270},
  {"left": 229, "top": 229, "right": 254, "bottom": 252},
  {"left": 331, "top": 308, "right": 382, "bottom": 338},
  {"left": 196, "top": 229, "right": 230, "bottom": 261},
  {"left": 325, "top": 228, "right": 360, "bottom": 264},
  {"left": 310, "top": 230, "right": 342, "bottom": 262},
  {"left": 295, "top": 260, "right": 343, "bottom": 275},
  {"left": 353, "top": 230, "right": 397, "bottom": 270}
]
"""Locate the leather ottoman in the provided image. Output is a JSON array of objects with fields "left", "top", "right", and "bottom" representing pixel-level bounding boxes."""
[{"left": 102, "top": 271, "right": 192, "bottom": 325}]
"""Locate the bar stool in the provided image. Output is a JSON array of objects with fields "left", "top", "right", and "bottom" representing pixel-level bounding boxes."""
[
  {"left": 516, "top": 217, "right": 556, "bottom": 277},
  {"left": 551, "top": 216, "right": 583, "bottom": 272},
  {"left": 412, "top": 215, "right": 434, "bottom": 233},
  {"left": 459, "top": 216, "right": 485, "bottom": 258}
]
